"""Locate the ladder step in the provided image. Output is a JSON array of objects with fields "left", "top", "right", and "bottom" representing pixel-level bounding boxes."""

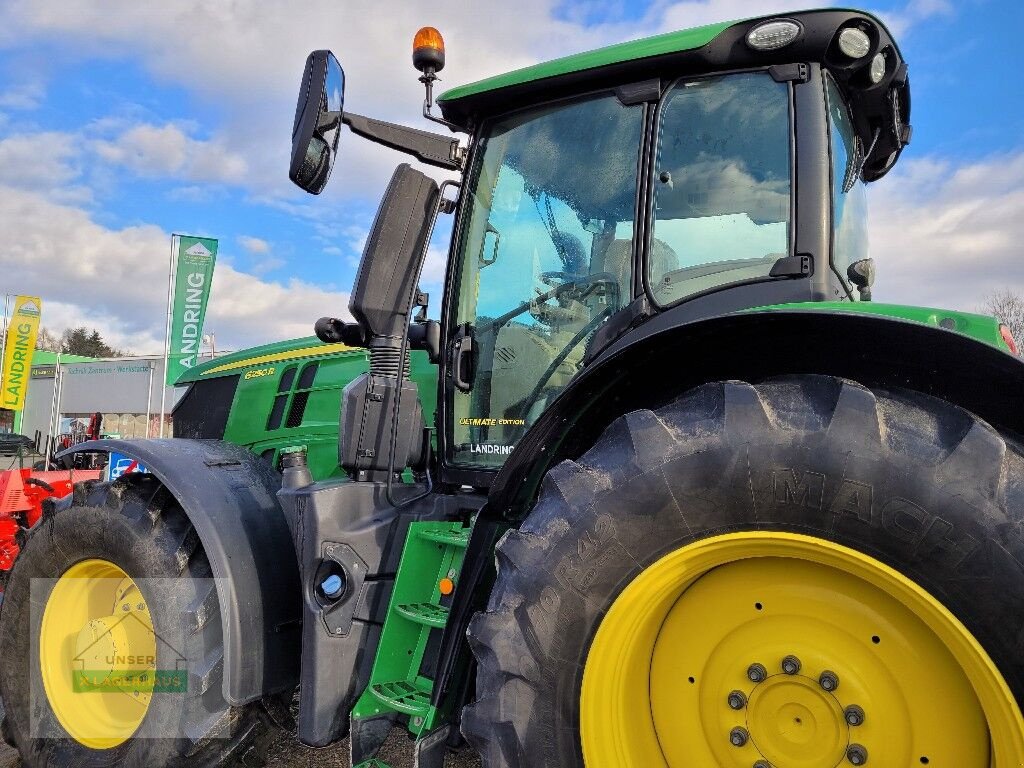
[
  {"left": 418, "top": 528, "right": 470, "bottom": 547},
  {"left": 368, "top": 680, "right": 432, "bottom": 717},
  {"left": 394, "top": 602, "right": 450, "bottom": 628}
]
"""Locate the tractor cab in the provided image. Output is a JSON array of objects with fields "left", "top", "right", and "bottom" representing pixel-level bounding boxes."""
[{"left": 293, "top": 9, "right": 911, "bottom": 474}]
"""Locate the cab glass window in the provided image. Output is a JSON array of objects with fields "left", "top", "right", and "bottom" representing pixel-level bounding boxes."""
[
  {"left": 449, "top": 93, "right": 644, "bottom": 467},
  {"left": 825, "top": 75, "right": 869, "bottom": 291},
  {"left": 648, "top": 72, "right": 792, "bottom": 305}
]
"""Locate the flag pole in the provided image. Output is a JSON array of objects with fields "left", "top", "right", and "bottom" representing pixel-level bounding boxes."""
[
  {"left": 145, "top": 361, "right": 154, "bottom": 438},
  {"left": 0, "top": 294, "right": 9, "bottom": 399},
  {"left": 159, "top": 235, "right": 177, "bottom": 438},
  {"left": 45, "top": 352, "right": 61, "bottom": 471}
]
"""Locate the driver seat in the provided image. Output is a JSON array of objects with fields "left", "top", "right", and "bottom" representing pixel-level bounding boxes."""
[{"left": 598, "top": 238, "right": 679, "bottom": 298}]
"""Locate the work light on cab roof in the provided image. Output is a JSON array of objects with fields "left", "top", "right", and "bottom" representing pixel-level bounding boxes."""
[{"left": 745, "top": 19, "right": 802, "bottom": 51}]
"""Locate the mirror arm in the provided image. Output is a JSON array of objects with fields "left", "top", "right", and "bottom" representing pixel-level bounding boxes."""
[{"left": 342, "top": 112, "right": 464, "bottom": 171}]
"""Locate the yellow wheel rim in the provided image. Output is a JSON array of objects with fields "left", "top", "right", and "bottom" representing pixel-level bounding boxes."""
[
  {"left": 580, "top": 532, "right": 1024, "bottom": 767},
  {"left": 39, "top": 559, "right": 156, "bottom": 749}
]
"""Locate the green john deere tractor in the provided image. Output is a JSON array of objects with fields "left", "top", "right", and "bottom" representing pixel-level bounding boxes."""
[{"left": 3, "top": 8, "right": 1024, "bottom": 768}]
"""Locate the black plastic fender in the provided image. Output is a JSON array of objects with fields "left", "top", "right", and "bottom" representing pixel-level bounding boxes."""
[
  {"left": 60, "top": 438, "right": 300, "bottom": 706},
  {"left": 490, "top": 308, "right": 1024, "bottom": 520}
]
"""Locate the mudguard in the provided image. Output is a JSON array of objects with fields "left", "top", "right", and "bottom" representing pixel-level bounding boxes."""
[
  {"left": 61, "top": 438, "right": 300, "bottom": 706},
  {"left": 490, "top": 308, "right": 1024, "bottom": 519},
  {"left": 433, "top": 309, "right": 1024, "bottom": 704}
]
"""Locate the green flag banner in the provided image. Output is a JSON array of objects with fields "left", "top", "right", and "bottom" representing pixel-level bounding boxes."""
[{"left": 166, "top": 235, "right": 217, "bottom": 385}]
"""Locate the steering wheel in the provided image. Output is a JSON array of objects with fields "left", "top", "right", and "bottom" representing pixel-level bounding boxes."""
[
  {"left": 539, "top": 271, "right": 578, "bottom": 288},
  {"left": 481, "top": 272, "right": 619, "bottom": 335}
]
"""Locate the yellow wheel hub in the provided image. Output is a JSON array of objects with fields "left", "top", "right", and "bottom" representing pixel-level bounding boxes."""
[
  {"left": 39, "top": 559, "right": 156, "bottom": 749},
  {"left": 580, "top": 532, "right": 1024, "bottom": 767}
]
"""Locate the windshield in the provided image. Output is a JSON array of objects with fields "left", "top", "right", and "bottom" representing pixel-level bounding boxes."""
[
  {"left": 449, "top": 92, "right": 644, "bottom": 468},
  {"left": 648, "top": 72, "right": 792, "bottom": 304}
]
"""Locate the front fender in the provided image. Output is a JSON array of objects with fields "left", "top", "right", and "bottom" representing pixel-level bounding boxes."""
[
  {"left": 492, "top": 308, "right": 1024, "bottom": 519},
  {"left": 61, "top": 438, "right": 300, "bottom": 705}
]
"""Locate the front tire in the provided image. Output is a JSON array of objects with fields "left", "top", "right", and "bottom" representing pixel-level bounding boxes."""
[
  {"left": 462, "top": 376, "right": 1024, "bottom": 767},
  {"left": 0, "top": 476, "right": 276, "bottom": 767}
]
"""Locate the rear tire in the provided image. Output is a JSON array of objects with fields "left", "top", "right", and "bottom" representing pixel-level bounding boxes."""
[
  {"left": 462, "top": 376, "right": 1024, "bottom": 766},
  {"left": 0, "top": 475, "right": 277, "bottom": 767}
]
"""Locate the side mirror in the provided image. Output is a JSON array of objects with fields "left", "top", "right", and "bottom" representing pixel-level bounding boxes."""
[
  {"left": 847, "top": 258, "right": 876, "bottom": 301},
  {"left": 290, "top": 50, "right": 345, "bottom": 194}
]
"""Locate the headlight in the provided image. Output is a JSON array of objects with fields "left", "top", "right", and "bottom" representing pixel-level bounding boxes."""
[
  {"left": 869, "top": 51, "right": 887, "bottom": 83},
  {"left": 838, "top": 27, "right": 871, "bottom": 58}
]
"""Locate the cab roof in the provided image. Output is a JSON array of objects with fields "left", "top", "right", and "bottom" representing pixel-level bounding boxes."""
[{"left": 438, "top": 8, "right": 910, "bottom": 181}]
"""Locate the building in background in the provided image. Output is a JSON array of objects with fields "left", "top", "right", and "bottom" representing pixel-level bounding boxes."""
[
  {"left": 0, "top": 351, "right": 95, "bottom": 434},
  {"left": 18, "top": 354, "right": 191, "bottom": 451}
]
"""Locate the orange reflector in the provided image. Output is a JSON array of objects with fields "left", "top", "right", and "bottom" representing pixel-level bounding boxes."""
[
  {"left": 439, "top": 577, "right": 454, "bottom": 595},
  {"left": 414, "top": 26, "right": 445, "bottom": 54},
  {"left": 1000, "top": 324, "right": 1019, "bottom": 355}
]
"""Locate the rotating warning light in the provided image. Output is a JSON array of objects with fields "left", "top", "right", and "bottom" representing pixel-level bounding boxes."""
[{"left": 413, "top": 26, "right": 446, "bottom": 73}]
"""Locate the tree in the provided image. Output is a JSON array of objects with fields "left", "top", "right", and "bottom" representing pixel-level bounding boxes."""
[
  {"left": 983, "top": 290, "right": 1024, "bottom": 347},
  {"left": 60, "top": 327, "right": 129, "bottom": 358},
  {"left": 35, "top": 327, "right": 61, "bottom": 352}
]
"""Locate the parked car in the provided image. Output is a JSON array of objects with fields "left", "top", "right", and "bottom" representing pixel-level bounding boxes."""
[{"left": 0, "top": 433, "right": 34, "bottom": 456}]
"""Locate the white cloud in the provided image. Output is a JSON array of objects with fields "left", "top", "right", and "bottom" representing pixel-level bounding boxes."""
[
  {"left": 0, "top": 79, "right": 45, "bottom": 110},
  {"left": 876, "top": 0, "right": 953, "bottom": 37},
  {"left": 250, "top": 256, "right": 285, "bottom": 275},
  {"left": 0, "top": 184, "right": 351, "bottom": 354},
  {"left": 238, "top": 235, "right": 270, "bottom": 254},
  {"left": 0, "top": 132, "right": 80, "bottom": 189},
  {"left": 869, "top": 152, "right": 1024, "bottom": 311},
  {"left": 92, "top": 123, "right": 248, "bottom": 185}
]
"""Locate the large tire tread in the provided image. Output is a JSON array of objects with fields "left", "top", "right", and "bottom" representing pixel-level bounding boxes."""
[
  {"left": 0, "top": 475, "right": 279, "bottom": 768},
  {"left": 462, "top": 376, "right": 1024, "bottom": 767}
]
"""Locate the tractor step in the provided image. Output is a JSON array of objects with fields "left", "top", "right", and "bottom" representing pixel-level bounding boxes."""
[
  {"left": 394, "top": 602, "right": 449, "bottom": 628},
  {"left": 417, "top": 527, "right": 469, "bottom": 547},
  {"left": 368, "top": 679, "right": 433, "bottom": 717},
  {"left": 352, "top": 520, "right": 472, "bottom": 737},
  {"left": 353, "top": 760, "right": 392, "bottom": 768}
]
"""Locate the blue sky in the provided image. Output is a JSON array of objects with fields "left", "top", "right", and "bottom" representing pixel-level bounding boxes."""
[{"left": 0, "top": 0, "right": 1022, "bottom": 354}]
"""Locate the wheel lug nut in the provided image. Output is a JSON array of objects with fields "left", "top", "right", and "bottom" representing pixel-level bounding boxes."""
[
  {"left": 844, "top": 704, "right": 865, "bottom": 726},
  {"left": 727, "top": 690, "right": 747, "bottom": 710},
  {"left": 818, "top": 670, "right": 840, "bottom": 692},
  {"left": 746, "top": 663, "right": 767, "bottom": 683},
  {"left": 781, "top": 655, "right": 801, "bottom": 675},
  {"left": 847, "top": 744, "right": 868, "bottom": 764},
  {"left": 729, "top": 726, "right": 749, "bottom": 747}
]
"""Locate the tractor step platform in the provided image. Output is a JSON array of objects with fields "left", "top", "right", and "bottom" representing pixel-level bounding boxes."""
[
  {"left": 353, "top": 760, "right": 392, "bottom": 768},
  {"left": 352, "top": 520, "right": 472, "bottom": 737},
  {"left": 416, "top": 526, "right": 470, "bottom": 547},
  {"left": 367, "top": 679, "right": 433, "bottom": 717},
  {"left": 394, "top": 601, "right": 449, "bottom": 628}
]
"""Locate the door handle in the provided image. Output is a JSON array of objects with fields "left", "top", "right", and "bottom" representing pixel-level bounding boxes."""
[{"left": 451, "top": 323, "right": 475, "bottom": 393}]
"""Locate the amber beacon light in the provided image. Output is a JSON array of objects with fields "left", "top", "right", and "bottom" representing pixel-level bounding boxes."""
[{"left": 413, "top": 26, "right": 446, "bottom": 73}]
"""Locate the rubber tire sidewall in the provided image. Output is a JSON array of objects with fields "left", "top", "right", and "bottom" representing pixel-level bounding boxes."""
[
  {"left": 464, "top": 377, "right": 1024, "bottom": 767},
  {"left": 0, "top": 478, "right": 259, "bottom": 767}
]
